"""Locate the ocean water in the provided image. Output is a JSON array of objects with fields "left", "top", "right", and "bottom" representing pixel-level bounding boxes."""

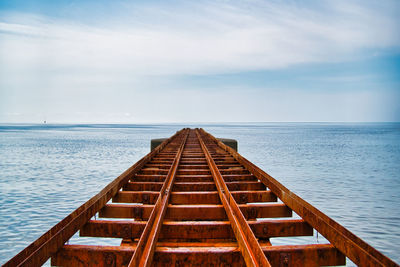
[{"left": 0, "top": 123, "right": 399, "bottom": 265}]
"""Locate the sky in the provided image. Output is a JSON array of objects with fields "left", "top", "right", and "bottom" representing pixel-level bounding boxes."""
[{"left": 0, "top": 0, "right": 399, "bottom": 123}]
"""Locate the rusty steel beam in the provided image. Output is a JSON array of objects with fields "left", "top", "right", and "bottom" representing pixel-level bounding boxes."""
[
  {"left": 127, "top": 129, "right": 189, "bottom": 267},
  {"left": 51, "top": 243, "right": 345, "bottom": 267},
  {"left": 123, "top": 181, "right": 163, "bottom": 191},
  {"left": 99, "top": 203, "right": 291, "bottom": 220},
  {"left": 112, "top": 191, "right": 160, "bottom": 204},
  {"left": 133, "top": 174, "right": 166, "bottom": 182},
  {"left": 195, "top": 129, "right": 271, "bottom": 267},
  {"left": 201, "top": 128, "right": 399, "bottom": 267},
  {"left": 80, "top": 219, "right": 313, "bottom": 239},
  {"left": 3, "top": 129, "right": 186, "bottom": 267},
  {"left": 112, "top": 190, "right": 276, "bottom": 205},
  {"left": 173, "top": 181, "right": 217, "bottom": 191},
  {"left": 170, "top": 191, "right": 220, "bottom": 204},
  {"left": 167, "top": 190, "right": 277, "bottom": 204}
]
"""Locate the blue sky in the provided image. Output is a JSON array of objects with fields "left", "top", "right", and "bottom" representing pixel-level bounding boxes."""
[{"left": 0, "top": 0, "right": 399, "bottom": 123}]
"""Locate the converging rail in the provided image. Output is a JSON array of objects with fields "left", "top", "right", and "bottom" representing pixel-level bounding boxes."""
[{"left": 4, "top": 128, "right": 398, "bottom": 266}]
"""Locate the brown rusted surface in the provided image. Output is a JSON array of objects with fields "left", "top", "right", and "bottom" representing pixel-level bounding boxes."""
[
  {"left": 127, "top": 129, "right": 189, "bottom": 266},
  {"left": 80, "top": 219, "right": 313, "bottom": 240},
  {"left": 196, "top": 129, "right": 271, "bottom": 266},
  {"left": 3, "top": 129, "right": 184, "bottom": 267},
  {"left": 200, "top": 128, "right": 399, "bottom": 267},
  {"left": 5, "top": 128, "right": 398, "bottom": 266},
  {"left": 51, "top": 244, "right": 344, "bottom": 267},
  {"left": 99, "top": 203, "right": 291, "bottom": 220}
]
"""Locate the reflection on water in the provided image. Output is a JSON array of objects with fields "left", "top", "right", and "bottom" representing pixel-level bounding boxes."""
[{"left": 0, "top": 123, "right": 399, "bottom": 265}]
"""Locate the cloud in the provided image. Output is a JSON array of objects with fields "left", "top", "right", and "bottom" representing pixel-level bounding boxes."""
[
  {"left": 0, "top": 0, "right": 399, "bottom": 123},
  {"left": 1, "top": 0, "right": 399, "bottom": 77}
]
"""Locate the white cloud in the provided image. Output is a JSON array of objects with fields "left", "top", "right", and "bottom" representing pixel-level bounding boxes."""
[
  {"left": 0, "top": 0, "right": 399, "bottom": 123},
  {"left": 0, "top": 0, "right": 399, "bottom": 77}
]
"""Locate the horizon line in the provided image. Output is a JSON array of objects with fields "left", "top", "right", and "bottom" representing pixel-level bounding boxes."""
[{"left": 1, "top": 121, "right": 399, "bottom": 124}]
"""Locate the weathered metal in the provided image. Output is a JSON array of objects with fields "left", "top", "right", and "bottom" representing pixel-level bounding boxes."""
[
  {"left": 3, "top": 129, "right": 184, "bottom": 267},
  {"left": 4, "top": 128, "right": 398, "bottom": 267},
  {"left": 128, "top": 129, "right": 189, "bottom": 266},
  {"left": 151, "top": 137, "right": 238, "bottom": 151},
  {"left": 52, "top": 243, "right": 345, "bottom": 267},
  {"left": 196, "top": 129, "right": 271, "bottom": 266},
  {"left": 200, "top": 128, "right": 399, "bottom": 267}
]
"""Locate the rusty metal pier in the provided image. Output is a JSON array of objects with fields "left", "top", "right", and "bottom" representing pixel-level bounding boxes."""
[{"left": 4, "top": 128, "right": 398, "bottom": 266}]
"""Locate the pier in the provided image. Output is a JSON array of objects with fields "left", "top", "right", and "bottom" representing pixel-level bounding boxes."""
[{"left": 4, "top": 128, "right": 398, "bottom": 266}]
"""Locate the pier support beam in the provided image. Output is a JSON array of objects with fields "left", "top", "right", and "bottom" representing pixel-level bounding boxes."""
[{"left": 151, "top": 137, "right": 238, "bottom": 151}]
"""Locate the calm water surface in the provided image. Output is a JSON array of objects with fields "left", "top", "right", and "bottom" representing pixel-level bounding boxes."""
[{"left": 0, "top": 123, "right": 399, "bottom": 265}]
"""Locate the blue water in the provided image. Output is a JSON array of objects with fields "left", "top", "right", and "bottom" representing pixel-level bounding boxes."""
[{"left": 0, "top": 123, "right": 399, "bottom": 265}]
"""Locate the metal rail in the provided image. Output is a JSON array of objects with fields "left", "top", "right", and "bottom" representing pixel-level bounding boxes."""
[
  {"left": 128, "top": 129, "right": 189, "bottom": 266},
  {"left": 4, "top": 128, "right": 398, "bottom": 266},
  {"left": 196, "top": 129, "right": 271, "bottom": 267},
  {"left": 200, "top": 128, "right": 399, "bottom": 267},
  {"left": 3, "top": 129, "right": 186, "bottom": 267}
]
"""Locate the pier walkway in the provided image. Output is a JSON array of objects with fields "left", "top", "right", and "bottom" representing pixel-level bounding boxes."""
[{"left": 4, "top": 128, "right": 398, "bottom": 266}]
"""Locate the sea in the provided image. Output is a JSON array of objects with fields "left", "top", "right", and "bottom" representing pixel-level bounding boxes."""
[{"left": 0, "top": 123, "right": 399, "bottom": 266}]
